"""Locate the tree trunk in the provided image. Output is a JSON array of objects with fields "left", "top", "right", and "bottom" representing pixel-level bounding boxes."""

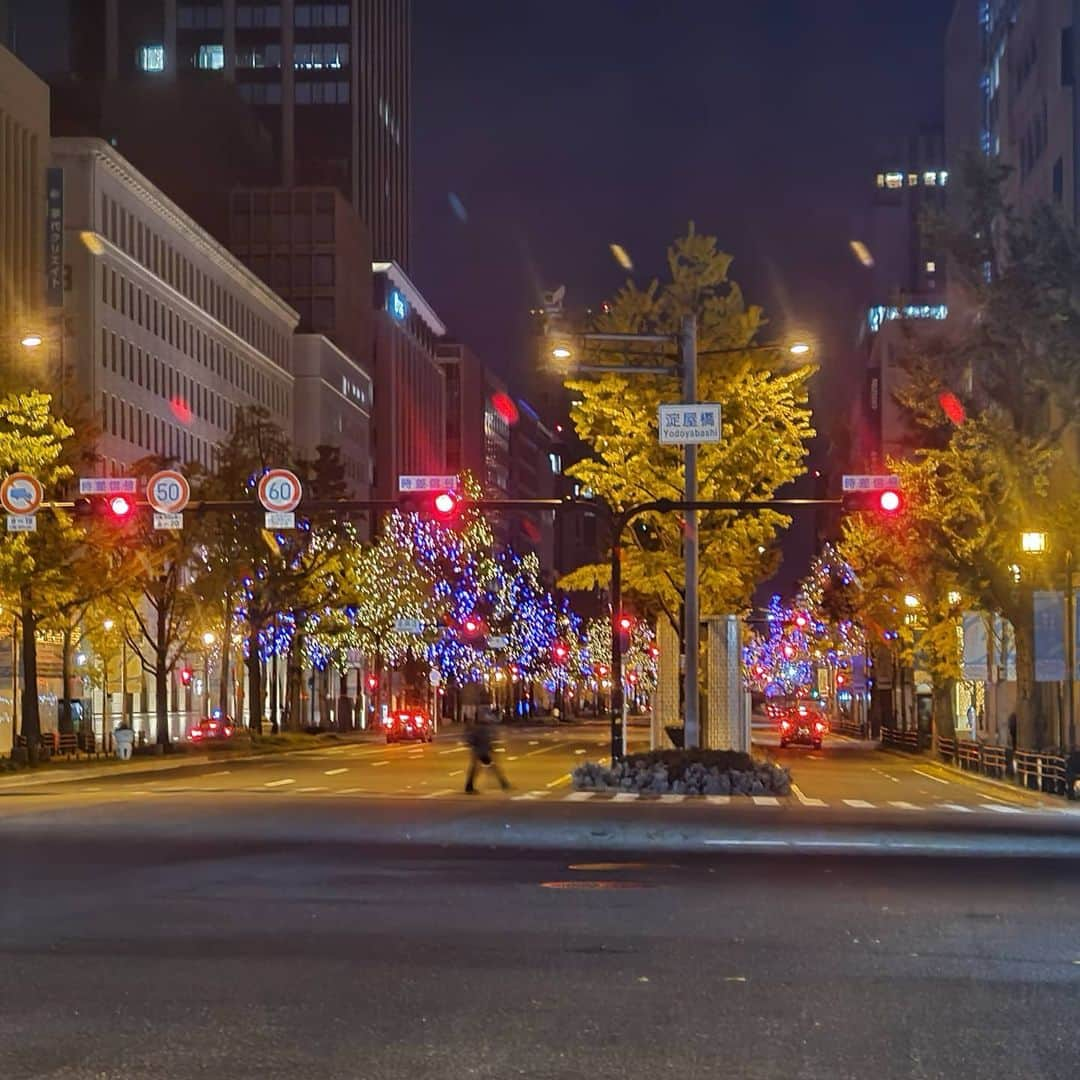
[
  {"left": 218, "top": 631, "right": 231, "bottom": 717},
  {"left": 59, "top": 624, "right": 74, "bottom": 736},
  {"left": 247, "top": 632, "right": 264, "bottom": 734},
  {"left": 155, "top": 596, "right": 170, "bottom": 746},
  {"left": 19, "top": 584, "right": 40, "bottom": 764},
  {"left": 283, "top": 635, "right": 303, "bottom": 731},
  {"left": 269, "top": 647, "right": 279, "bottom": 733}
]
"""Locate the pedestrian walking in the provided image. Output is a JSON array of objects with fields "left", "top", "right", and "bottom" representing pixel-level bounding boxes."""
[{"left": 464, "top": 718, "right": 510, "bottom": 793}]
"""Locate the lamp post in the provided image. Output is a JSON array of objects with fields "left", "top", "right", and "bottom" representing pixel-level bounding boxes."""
[
  {"left": 202, "top": 632, "right": 216, "bottom": 719},
  {"left": 545, "top": 326, "right": 813, "bottom": 757}
]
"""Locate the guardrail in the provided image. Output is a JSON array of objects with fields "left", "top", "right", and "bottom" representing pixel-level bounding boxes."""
[
  {"left": 937, "top": 735, "right": 957, "bottom": 763},
  {"left": 881, "top": 727, "right": 922, "bottom": 752},
  {"left": 830, "top": 719, "right": 866, "bottom": 738},
  {"left": 957, "top": 739, "right": 982, "bottom": 771},
  {"left": 1014, "top": 749, "right": 1070, "bottom": 797}
]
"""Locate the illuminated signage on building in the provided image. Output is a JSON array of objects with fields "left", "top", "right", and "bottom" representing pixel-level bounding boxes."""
[{"left": 388, "top": 289, "right": 408, "bottom": 321}]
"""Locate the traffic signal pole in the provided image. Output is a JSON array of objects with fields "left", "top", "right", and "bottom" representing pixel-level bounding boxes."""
[{"left": 681, "top": 315, "right": 701, "bottom": 750}]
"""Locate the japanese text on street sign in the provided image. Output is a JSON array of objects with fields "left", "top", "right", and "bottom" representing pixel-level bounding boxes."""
[
  {"left": 841, "top": 474, "right": 901, "bottom": 492},
  {"left": 658, "top": 404, "right": 722, "bottom": 445},
  {"left": 264, "top": 511, "right": 295, "bottom": 530},
  {"left": 153, "top": 512, "right": 184, "bottom": 531},
  {"left": 80, "top": 477, "right": 137, "bottom": 495},
  {"left": 6, "top": 515, "right": 37, "bottom": 533},
  {"left": 394, "top": 617, "right": 424, "bottom": 635},
  {"left": 45, "top": 167, "right": 64, "bottom": 308},
  {"left": 398, "top": 475, "right": 459, "bottom": 492}
]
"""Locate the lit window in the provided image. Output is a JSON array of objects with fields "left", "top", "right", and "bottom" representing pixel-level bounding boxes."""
[
  {"left": 923, "top": 171, "right": 938, "bottom": 185},
  {"left": 138, "top": 45, "right": 165, "bottom": 72},
  {"left": 196, "top": 44, "right": 225, "bottom": 70},
  {"left": 939, "top": 170, "right": 949, "bottom": 185},
  {"left": 875, "top": 173, "right": 885, "bottom": 188},
  {"left": 884, "top": 172, "right": 903, "bottom": 189},
  {"left": 926, "top": 260, "right": 936, "bottom": 273},
  {"left": 907, "top": 172, "right": 918, "bottom": 186},
  {"left": 548, "top": 452, "right": 561, "bottom": 475}
]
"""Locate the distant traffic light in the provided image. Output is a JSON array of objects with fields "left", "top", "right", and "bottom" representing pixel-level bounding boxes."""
[
  {"left": 459, "top": 615, "right": 485, "bottom": 641},
  {"left": 842, "top": 488, "right": 903, "bottom": 514},
  {"left": 73, "top": 495, "right": 138, "bottom": 523},
  {"left": 366, "top": 674, "right": 379, "bottom": 692},
  {"left": 433, "top": 491, "right": 460, "bottom": 519},
  {"left": 179, "top": 666, "right": 193, "bottom": 687},
  {"left": 552, "top": 640, "right": 569, "bottom": 663},
  {"left": 617, "top": 614, "right": 633, "bottom": 632}
]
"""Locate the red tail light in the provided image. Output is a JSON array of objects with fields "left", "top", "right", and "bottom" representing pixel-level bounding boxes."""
[
  {"left": 414, "top": 714, "right": 423, "bottom": 723},
  {"left": 780, "top": 720, "right": 791, "bottom": 731},
  {"left": 814, "top": 721, "right": 825, "bottom": 733}
]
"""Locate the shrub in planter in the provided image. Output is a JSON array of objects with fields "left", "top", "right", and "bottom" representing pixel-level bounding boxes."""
[{"left": 572, "top": 750, "right": 790, "bottom": 796}]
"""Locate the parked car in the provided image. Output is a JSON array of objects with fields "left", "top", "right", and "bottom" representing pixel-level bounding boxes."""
[
  {"left": 383, "top": 708, "right": 433, "bottom": 744},
  {"left": 188, "top": 715, "right": 235, "bottom": 743}
]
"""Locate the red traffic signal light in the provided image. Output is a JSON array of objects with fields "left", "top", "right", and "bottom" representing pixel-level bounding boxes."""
[
  {"left": 842, "top": 488, "right": 903, "bottom": 514},
  {"left": 109, "top": 494, "right": 134, "bottom": 518},
  {"left": 366, "top": 674, "right": 378, "bottom": 692},
  {"left": 617, "top": 614, "right": 633, "bottom": 632},
  {"left": 433, "top": 491, "right": 460, "bottom": 518},
  {"left": 179, "top": 666, "right": 193, "bottom": 687},
  {"left": 552, "top": 640, "right": 569, "bottom": 662},
  {"left": 836, "top": 673, "right": 846, "bottom": 687}
]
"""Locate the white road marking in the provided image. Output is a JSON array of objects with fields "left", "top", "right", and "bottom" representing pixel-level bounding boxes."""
[
  {"left": 790, "top": 784, "right": 826, "bottom": 807},
  {"left": 507, "top": 756, "right": 520, "bottom": 761},
  {"left": 977, "top": 791, "right": 1016, "bottom": 805},
  {"left": 528, "top": 740, "right": 539, "bottom": 746},
  {"left": 521, "top": 744, "right": 562, "bottom": 758},
  {"left": 337, "top": 787, "right": 367, "bottom": 794},
  {"left": 913, "top": 768, "right": 950, "bottom": 785},
  {"left": 985, "top": 803, "right": 1024, "bottom": 814},
  {"left": 705, "top": 839, "right": 788, "bottom": 847},
  {"left": 888, "top": 801, "right": 921, "bottom": 810},
  {"left": 792, "top": 840, "right": 879, "bottom": 849},
  {"left": 438, "top": 746, "right": 468, "bottom": 755},
  {"left": 659, "top": 794, "right": 686, "bottom": 803},
  {"left": 842, "top": 799, "right": 874, "bottom": 808},
  {"left": 295, "top": 786, "right": 326, "bottom": 793},
  {"left": 613, "top": 792, "right": 637, "bottom": 802},
  {"left": 422, "top": 789, "right": 455, "bottom": 799},
  {"left": 206, "top": 770, "right": 231, "bottom": 777},
  {"left": 940, "top": 803, "right": 975, "bottom": 813},
  {"left": 324, "top": 768, "right": 348, "bottom": 776},
  {"left": 751, "top": 796, "right": 780, "bottom": 806},
  {"left": 370, "top": 761, "right": 389, "bottom": 768},
  {"left": 449, "top": 770, "right": 464, "bottom": 777},
  {"left": 706, "top": 795, "right": 731, "bottom": 806},
  {"left": 264, "top": 778, "right": 295, "bottom": 788},
  {"left": 574, "top": 749, "right": 587, "bottom": 755},
  {"left": 546, "top": 773, "right": 572, "bottom": 789},
  {"left": 565, "top": 791, "right": 595, "bottom": 801},
  {"left": 513, "top": 790, "right": 552, "bottom": 800},
  {"left": 494, "top": 747, "right": 507, "bottom": 753}
]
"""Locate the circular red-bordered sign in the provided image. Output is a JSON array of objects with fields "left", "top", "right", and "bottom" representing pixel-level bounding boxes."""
[
  {"left": 146, "top": 470, "right": 190, "bottom": 515},
  {"left": 257, "top": 468, "right": 302, "bottom": 513},
  {"left": 0, "top": 472, "right": 43, "bottom": 516}
]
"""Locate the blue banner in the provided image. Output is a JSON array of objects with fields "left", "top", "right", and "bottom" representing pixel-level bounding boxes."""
[
  {"left": 1034, "top": 591, "right": 1066, "bottom": 682},
  {"left": 45, "top": 167, "right": 64, "bottom": 307},
  {"left": 962, "top": 613, "right": 987, "bottom": 680}
]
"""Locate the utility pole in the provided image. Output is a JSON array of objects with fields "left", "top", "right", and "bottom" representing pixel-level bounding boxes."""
[{"left": 681, "top": 314, "right": 700, "bottom": 748}]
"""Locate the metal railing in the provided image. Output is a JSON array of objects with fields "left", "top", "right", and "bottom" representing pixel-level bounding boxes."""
[
  {"left": 957, "top": 739, "right": 982, "bottom": 771},
  {"left": 1014, "top": 749, "right": 1070, "bottom": 796},
  {"left": 937, "top": 735, "right": 957, "bottom": 763},
  {"left": 881, "top": 727, "right": 922, "bottom": 752}
]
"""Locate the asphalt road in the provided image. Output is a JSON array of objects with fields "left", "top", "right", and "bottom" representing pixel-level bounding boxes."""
[{"left": 1, "top": 801, "right": 1079, "bottom": 1080}]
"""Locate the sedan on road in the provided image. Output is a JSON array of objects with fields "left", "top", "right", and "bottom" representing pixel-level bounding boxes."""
[
  {"left": 384, "top": 709, "right": 434, "bottom": 744},
  {"left": 779, "top": 702, "right": 827, "bottom": 750},
  {"left": 187, "top": 715, "right": 235, "bottom": 743}
]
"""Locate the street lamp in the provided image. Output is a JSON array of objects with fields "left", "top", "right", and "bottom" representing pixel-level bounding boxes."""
[
  {"left": 19, "top": 333, "right": 43, "bottom": 349},
  {"left": 1021, "top": 531, "right": 1048, "bottom": 554},
  {"left": 202, "top": 631, "right": 216, "bottom": 648},
  {"left": 903, "top": 594, "right": 921, "bottom": 609}
]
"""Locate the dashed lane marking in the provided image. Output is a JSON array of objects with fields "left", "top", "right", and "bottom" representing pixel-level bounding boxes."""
[
  {"left": 565, "top": 791, "right": 594, "bottom": 801},
  {"left": 842, "top": 799, "right": 874, "bottom": 809},
  {"left": 790, "top": 784, "right": 826, "bottom": 807},
  {"left": 546, "top": 773, "right": 573, "bottom": 788},
  {"left": 324, "top": 768, "right": 348, "bottom": 776},
  {"left": 449, "top": 770, "right": 464, "bottom": 777},
  {"left": 913, "top": 768, "right": 951, "bottom": 785},
  {"left": 439, "top": 746, "right": 468, "bottom": 755},
  {"left": 264, "top": 778, "right": 295, "bottom": 788},
  {"left": 370, "top": 761, "right": 389, "bottom": 768},
  {"left": 888, "top": 801, "right": 921, "bottom": 810},
  {"left": 294, "top": 786, "right": 327, "bottom": 793},
  {"left": 337, "top": 787, "right": 368, "bottom": 794},
  {"left": 940, "top": 803, "right": 975, "bottom": 813},
  {"left": 985, "top": 803, "right": 1024, "bottom": 814}
]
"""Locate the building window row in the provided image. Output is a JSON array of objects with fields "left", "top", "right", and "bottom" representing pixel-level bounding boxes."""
[
  {"left": 236, "top": 44, "right": 282, "bottom": 69},
  {"left": 101, "top": 262, "right": 291, "bottom": 420},
  {"left": 236, "top": 3, "right": 281, "bottom": 28},
  {"left": 295, "top": 4, "right": 350, "bottom": 28},
  {"left": 876, "top": 170, "right": 949, "bottom": 190},
  {"left": 101, "top": 391, "right": 217, "bottom": 473},
  {"left": 294, "top": 43, "right": 349, "bottom": 69},
  {"left": 100, "top": 192, "right": 289, "bottom": 370},
  {"left": 178, "top": 4, "right": 224, "bottom": 30},
  {"left": 239, "top": 82, "right": 283, "bottom": 106},
  {"left": 232, "top": 189, "right": 336, "bottom": 246},
  {"left": 295, "top": 80, "right": 349, "bottom": 105}
]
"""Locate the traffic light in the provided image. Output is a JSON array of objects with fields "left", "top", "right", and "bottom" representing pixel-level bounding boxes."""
[
  {"left": 179, "top": 666, "right": 193, "bottom": 687},
  {"left": 552, "top": 640, "right": 569, "bottom": 663},
  {"left": 433, "top": 490, "right": 460, "bottom": 519},
  {"left": 836, "top": 672, "right": 847, "bottom": 688},
  {"left": 366, "top": 674, "right": 379, "bottom": 693},
  {"left": 73, "top": 495, "right": 138, "bottom": 523},
  {"left": 842, "top": 488, "right": 903, "bottom": 514},
  {"left": 617, "top": 614, "right": 633, "bottom": 633},
  {"left": 459, "top": 615, "right": 485, "bottom": 641}
]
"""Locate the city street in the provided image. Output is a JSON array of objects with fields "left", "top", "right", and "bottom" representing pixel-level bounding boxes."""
[{"left": 2, "top": 789, "right": 1080, "bottom": 1078}]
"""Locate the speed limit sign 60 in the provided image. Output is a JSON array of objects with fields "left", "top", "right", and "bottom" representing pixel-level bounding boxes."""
[
  {"left": 146, "top": 470, "right": 190, "bottom": 515},
  {"left": 257, "top": 468, "right": 302, "bottom": 513}
]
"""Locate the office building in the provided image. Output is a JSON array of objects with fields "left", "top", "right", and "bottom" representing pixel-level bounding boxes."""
[
  {"left": 508, "top": 398, "right": 559, "bottom": 578},
  {"left": 435, "top": 341, "right": 510, "bottom": 497},
  {"left": 58, "top": 0, "right": 411, "bottom": 266},
  {"left": 54, "top": 136, "right": 298, "bottom": 474},
  {"left": 1, "top": 44, "right": 49, "bottom": 341},
  {"left": 371, "top": 261, "right": 445, "bottom": 499}
]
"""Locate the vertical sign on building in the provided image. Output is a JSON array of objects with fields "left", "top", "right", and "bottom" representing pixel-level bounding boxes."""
[
  {"left": 1033, "top": 591, "right": 1066, "bottom": 682},
  {"left": 45, "top": 168, "right": 64, "bottom": 308}
]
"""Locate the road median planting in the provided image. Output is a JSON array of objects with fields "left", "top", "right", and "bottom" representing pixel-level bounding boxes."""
[{"left": 573, "top": 749, "right": 791, "bottom": 796}]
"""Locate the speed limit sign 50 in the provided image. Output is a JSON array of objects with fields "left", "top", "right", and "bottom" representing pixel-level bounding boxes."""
[
  {"left": 257, "top": 468, "right": 302, "bottom": 513},
  {"left": 146, "top": 470, "right": 190, "bottom": 515}
]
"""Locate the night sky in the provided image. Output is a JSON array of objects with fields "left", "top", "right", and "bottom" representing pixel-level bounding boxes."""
[{"left": 414, "top": 0, "right": 950, "bottom": 401}]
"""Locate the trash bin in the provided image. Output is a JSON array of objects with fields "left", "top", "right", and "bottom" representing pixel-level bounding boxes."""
[{"left": 114, "top": 727, "right": 135, "bottom": 761}]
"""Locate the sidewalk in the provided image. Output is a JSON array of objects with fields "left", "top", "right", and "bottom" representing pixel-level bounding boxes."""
[{"left": 0, "top": 730, "right": 379, "bottom": 790}]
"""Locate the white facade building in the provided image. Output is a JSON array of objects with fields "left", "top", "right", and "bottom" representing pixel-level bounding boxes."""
[
  {"left": 293, "top": 332, "right": 373, "bottom": 499},
  {"left": 53, "top": 137, "right": 299, "bottom": 474}
]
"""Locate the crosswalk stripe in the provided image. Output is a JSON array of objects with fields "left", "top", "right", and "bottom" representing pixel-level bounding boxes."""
[
  {"left": 751, "top": 796, "right": 780, "bottom": 806},
  {"left": 613, "top": 792, "right": 637, "bottom": 802},
  {"left": 940, "top": 803, "right": 974, "bottom": 813},
  {"left": 791, "top": 784, "right": 826, "bottom": 807},
  {"left": 512, "top": 791, "right": 551, "bottom": 801},
  {"left": 659, "top": 794, "right": 685, "bottom": 803},
  {"left": 324, "top": 768, "right": 348, "bottom": 776},
  {"left": 985, "top": 803, "right": 1023, "bottom": 814},
  {"left": 888, "top": 801, "right": 921, "bottom": 810},
  {"left": 842, "top": 799, "right": 874, "bottom": 808},
  {"left": 706, "top": 795, "right": 731, "bottom": 805},
  {"left": 565, "top": 791, "right": 594, "bottom": 801}
]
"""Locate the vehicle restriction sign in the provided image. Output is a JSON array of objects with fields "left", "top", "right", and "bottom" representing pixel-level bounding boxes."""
[
  {"left": 146, "top": 470, "right": 190, "bottom": 515},
  {"left": 258, "top": 468, "right": 302, "bottom": 528},
  {"left": 1, "top": 472, "right": 43, "bottom": 516}
]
